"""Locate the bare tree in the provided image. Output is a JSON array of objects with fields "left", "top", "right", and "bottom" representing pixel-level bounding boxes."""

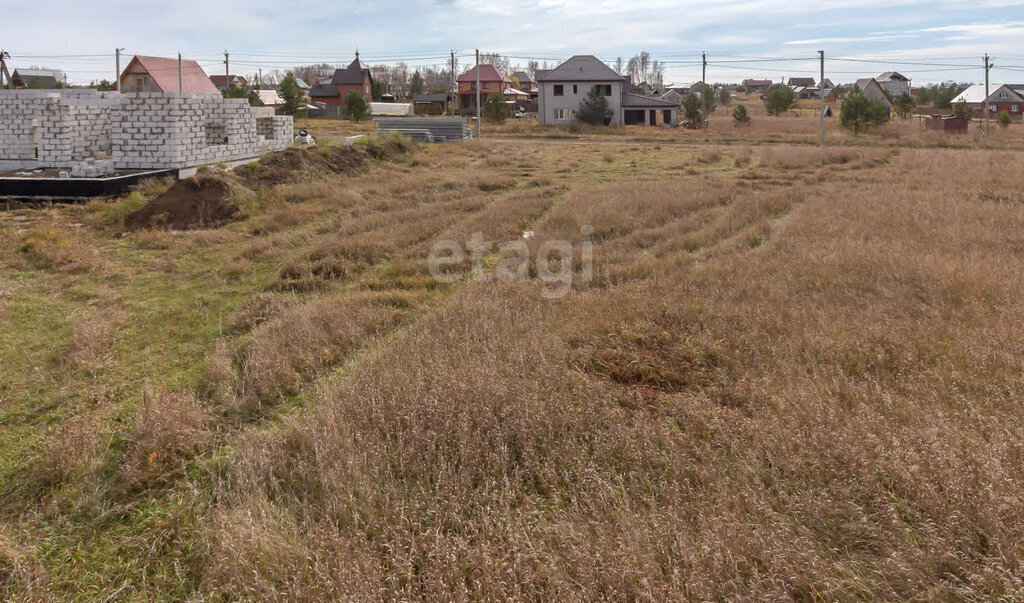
[
  {"left": 527, "top": 59, "right": 540, "bottom": 80},
  {"left": 479, "top": 52, "right": 511, "bottom": 75},
  {"left": 613, "top": 57, "right": 625, "bottom": 75}
]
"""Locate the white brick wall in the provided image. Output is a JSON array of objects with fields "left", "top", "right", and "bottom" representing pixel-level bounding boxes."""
[{"left": 0, "top": 90, "right": 293, "bottom": 170}]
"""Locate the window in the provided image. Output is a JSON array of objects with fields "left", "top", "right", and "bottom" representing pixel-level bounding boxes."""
[
  {"left": 572, "top": 84, "right": 577, "bottom": 94},
  {"left": 999, "top": 91, "right": 1009, "bottom": 99},
  {"left": 553, "top": 84, "right": 563, "bottom": 96},
  {"left": 483, "top": 82, "right": 490, "bottom": 90},
  {"left": 989, "top": 105, "right": 997, "bottom": 112},
  {"left": 1013, "top": 105, "right": 1020, "bottom": 113},
  {"left": 554, "top": 108, "right": 569, "bottom": 120},
  {"left": 593, "top": 84, "right": 612, "bottom": 96}
]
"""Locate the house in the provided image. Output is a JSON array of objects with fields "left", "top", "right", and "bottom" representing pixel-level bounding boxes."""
[
  {"left": 951, "top": 84, "right": 1024, "bottom": 118},
  {"left": 877, "top": 72, "right": 911, "bottom": 98},
  {"left": 510, "top": 71, "right": 537, "bottom": 95},
  {"left": 742, "top": 79, "right": 772, "bottom": 94},
  {"left": 788, "top": 77, "right": 815, "bottom": 88},
  {"left": 11, "top": 69, "right": 61, "bottom": 89},
  {"left": 413, "top": 92, "right": 450, "bottom": 114},
  {"left": 119, "top": 55, "right": 220, "bottom": 94},
  {"left": 537, "top": 55, "right": 677, "bottom": 126},
  {"left": 456, "top": 64, "right": 512, "bottom": 110},
  {"left": 854, "top": 78, "right": 894, "bottom": 108},
  {"left": 309, "top": 52, "right": 374, "bottom": 106},
  {"left": 210, "top": 74, "right": 248, "bottom": 92}
]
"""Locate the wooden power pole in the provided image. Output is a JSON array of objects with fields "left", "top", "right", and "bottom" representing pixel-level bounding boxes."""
[
  {"left": 450, "top": 50, "right": 456, "bottom": 116},
  {"left": 0, "top": 50, "right": 11, "bottom": 89},
  {"left": 224, "top": 50, "right": 230, "bottom": 92},
  {"left": 701, "top": 51, "right": 708, "bottom": 130},
  {"left": 115, "top": 48, "right": 123, "bottom": 91},
  {"left": 984, "top": 54, "right": 991, "bottom": 135},
  {"left": 178, "top": 52, "right": 183, "bottom": 93},
  {"left": 819, "top": 50, "right": 825, "bottom": 151},
  {"left": 475, "top": 49, "right": 481, "bottom": 141}
]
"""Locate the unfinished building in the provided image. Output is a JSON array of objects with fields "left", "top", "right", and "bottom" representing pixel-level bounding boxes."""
[{"left": 0, "top": 89, "right": 293, "bottom": 173}]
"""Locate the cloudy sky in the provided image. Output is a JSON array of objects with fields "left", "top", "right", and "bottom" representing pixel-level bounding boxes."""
[{"left": 3, "top": 0, "right": 1023, "bottom": 85}]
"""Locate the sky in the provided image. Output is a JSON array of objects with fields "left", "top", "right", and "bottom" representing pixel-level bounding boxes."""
[{"left": 2, "top": 0, "right": 1024, "bottom": 85}]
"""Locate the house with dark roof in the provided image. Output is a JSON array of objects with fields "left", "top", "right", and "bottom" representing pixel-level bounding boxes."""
[
  {"left": 309, "top": 52, "right": 374, "bottom": 106},
  {"left": 788, "top": 77, "right": 816, "bottom": 88},
  {"left": 854, "top": 78, "right": 894, "bottom": 112},
  {"left": 118, "top": 56, "right": 219, "bottom": 94},
  {"left": 210, "top": 74, "right": 248, "bottom": 92},
  {"left": 537, "top": 55, "right": 677, "bottom": 126},
  {"left": 413, "top": 92, "right": 450, "bottom": 114},
  {"left": 742, "top": 79, "right": 772, "bottom": 93},
  {"left": 511, "top": 70, "right": 537, "bottom": 95},
  {"left": 11, "top": 69, "right": 62, "bottom": 89},
  {"left": 456, "top": 64, "right": 513, "bottom": 110}
]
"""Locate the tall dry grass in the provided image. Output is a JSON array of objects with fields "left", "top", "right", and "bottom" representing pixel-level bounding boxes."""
[{"left": 199, "top": 147, "right": 1024, "bottom": 599}]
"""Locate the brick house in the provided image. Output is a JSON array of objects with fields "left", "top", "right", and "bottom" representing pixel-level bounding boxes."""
[
  {"left": 119, "top": 55, "right": 220, "bottom": 95},
  {"left": 210, "top": 74, "right": 249, "bottom": 92},
  {"left": 952, "top": 84, "right": 1024, "bottom": 119},
  {"left": 456, "top": 64, "right": 512, "bottom": 110},
  {"left": 309, "top": 52, "right": 374, "bottom": 106}
]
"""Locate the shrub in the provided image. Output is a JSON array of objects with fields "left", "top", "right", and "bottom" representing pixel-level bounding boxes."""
[
  {"left": 765, "top": 85, "right": 796, "bottom": 116},
  {"left": 732, "top": 104, "right": 750, "bottom": 124},
  {"left": 840, "top": 89, "right": 890, "bottom": 133},
  {"left": 997, "top": 110, "right": 1012, "bottom": 129},
  {"left": 484, "top": 92, "right": 507, "bottom": 124},
  {"left": 952, "top": 101, "right": 973, "bottom": 121},
  {"left": 346, "top": 91, "right": 370, "bottom": 122},
  {"left": 574, "top": 86, "right": 612, "bottom": 126},
  {"left": 682, "top": 93, "right": 703, "bottom": 129}
]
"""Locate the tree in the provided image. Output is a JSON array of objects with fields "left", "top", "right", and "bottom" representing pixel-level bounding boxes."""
[
  {"left": 224, "top": 84, "right": 249, "bottom": 99},
  {"left": 732, "top": 104, "right": 750, "bottom": 124},
  {"left": 279, "top": 74, "right": 305, "bottom": 115},
  {"left": 682, "top": 93, "right": 704, "bottom": 129},
  {"left": 717, "top": 87, "right": 732, "bottom": 106},
  {"left": 90, "top": 79, "right": 114, "bottom": 91},
  {"left": 410, "top": 71, "right": 425, "bottom": 96},
  {"left": 483, "top": 92, "right": 507, "bottom": 124},
  {"left": 612, "top": 57, "right": 625, "bottom": 75},
  {"left": 952, "top": 101, "right": 973, "bottom": 121},
  {"left": 346, "top": 90, "right": 370, "bottom": 122},
  {"left": 574, "top": 85, "right": 612, "bottom": 126},
  {"left": 765, "top": 85, "right": 796, "bottom": 116},
  {"left": 839, "top": 89, "right": 889, "bottom": 133},
  {"left": 372, "top": 80, "right": 388, "bottom": 100},
  {"left": 479, "top": 53, "right": 511, "bottom": 75},
  {"left": 893, "top": 92, "right": 915, "bottom": 119},
  {"left": 997, "top": 110, "right": 1012, "bottom": 129}
]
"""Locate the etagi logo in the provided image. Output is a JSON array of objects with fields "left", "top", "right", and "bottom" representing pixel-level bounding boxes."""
[{"left": 428, "top": 227, "right": 594, "bottom": 299}]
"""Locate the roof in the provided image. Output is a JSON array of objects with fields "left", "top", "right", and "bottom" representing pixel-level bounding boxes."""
[
  {"left": 254, "top": 89, "right": 284, "bottom": 106},
  {"left": 788, "top": 77, "right": 815, "bottom": 87},
  {"left": 308, "top": 83, "right": 338, "bottom": 98},
  {"left": 507, "top": 88, "right": 530, "bottom": 96},
  {"left": 209, "top": 74, "right": 245, "bottom": 88},
  {"left": 537, "top": 55, "right": 622, "bottom": 82},
  {"left": 12, "top": 69, "right": 60, "bottom": 88},
  {"left": 348, "top": 53, "right": 369, "bottom": 71},
  {"left": 855, "top": 78, "right": 894, "bottom": 105},
  {"left": 742, "top": 79, "right": 772, "bottom": 86},
  {"left": 535, "top": 69, "right": 551, "bottom": 80},
  {"left": 457, "top": 64, "right": 511, "bottom": 83},
  {"left": 511, "top": 70, "right": 535, "bottom": 84},
  {"left": 123, "top": 55, "right": 220, "bottom": 94},
  {"left": 621, "top": 92, "right": 679, "bottom": 108},
  {"left": 413, "top": 93, "right": 448, "bottom": 103},
  {"left": 331, "top": 66, "right": 370, "bottom": 85},
  {"left": 877, "top": 72, "right": 909, "bottom": 82},
  {"left": 294, "top": 78, "right": 310, "bottom": 89},
  {"left": 952, "top": 83, "right": 1024, "bottom": 104}
]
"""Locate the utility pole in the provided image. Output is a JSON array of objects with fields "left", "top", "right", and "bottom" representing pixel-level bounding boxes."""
[
  {"left": 475, "top": 49, "right": 481, "bottom": 141},
  {"left": 0, "top": 50, "right": 10, "bottom": 89},
  {"left": 450, "top": 50, "right": 456, "bottom": 116},
  {"left": 984, "top": 54, "right": 991, "bottom": 135},
  {"left": 224, "top": 50, "right": 230, "bottom": 92},
  {"left": 259, "top": 67, "right": 263, "bottom": 89},
  {"left": 115, "top": 48, "right": 124, "bottom": 91},
  {"left": 178, "top": 52, "right": 183, "bottom": 93},
  {"left": 819, "top": 50, "right": 825, "bottom": 151},
  {"left": 701, "top": 51, "right": 708, "bottom": 131}
]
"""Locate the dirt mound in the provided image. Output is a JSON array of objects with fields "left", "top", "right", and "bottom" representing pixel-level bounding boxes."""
[
  {"left": 241, "top": 146, "right": 367, "bottom": 186},
  {"left": 126, "top": 174, "right": 245, "bottom": 231}
]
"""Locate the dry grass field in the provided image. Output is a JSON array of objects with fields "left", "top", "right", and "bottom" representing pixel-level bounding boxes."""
[{"left": 2, "top": 125, "right": 1024, "bottom": 599}]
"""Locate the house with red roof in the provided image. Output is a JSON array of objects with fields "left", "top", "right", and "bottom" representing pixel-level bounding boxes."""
[
  {"left": 456, "top": 64, "right": 512, "bottom": 110},
  {"left": 118, "top": 55, "right": 220, "bottom": 95}
]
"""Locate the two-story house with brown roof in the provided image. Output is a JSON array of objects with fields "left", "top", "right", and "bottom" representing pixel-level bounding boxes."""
[{"left": 456, "top": 65, "right": 512, "bottom": 110}]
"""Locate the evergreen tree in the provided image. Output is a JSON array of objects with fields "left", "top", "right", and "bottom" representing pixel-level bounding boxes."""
[
  {"left": 765, "top": 85, "right": 796, "bottom": 116},
  {"left": 839, "top": 89, "right": 890, "bottom": 133},
  {"left": 279, "top": 74, "right": 305, "bottom": 115},
  {"left": 483, "top": 92, "right": 507, "bottom": 124},
  {"left": 346, "top": 90, "right": 370, "bottom": 122},
  {"left": 574, "top": 86, "right": 612, "bottom": 126}
]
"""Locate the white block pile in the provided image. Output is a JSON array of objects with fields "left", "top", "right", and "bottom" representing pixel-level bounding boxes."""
[{"left": 0, "top": 90, "right": 294, "bottom": 174}]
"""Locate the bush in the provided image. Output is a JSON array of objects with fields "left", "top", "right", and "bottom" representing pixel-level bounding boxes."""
[
  {"left": 682, "top": 93, "right": 703, "bottom": 129},
  {"left": 732, "top": 104, "right": 750, "bottom": 124},
  {"left": 765, "top": 85, "right": 796, "bottom": 116},
  {"left": 574, "top": 86, "right": 612, "bottom": 126},
  {"left": 952, "top": 101, "right": 973, "bottom": 121},
  {"left": 717, "top": 88, "right": 732, "bottom": 106},
  {"left": 893, "top": 92, "right": 916, "bottom": 119},
  {"left": 346, "top": 91, "right": 370, "bottom": 122},
  {"left": 839, "top": 89, "right": 890, "bottom": 133},
  {"left": 484, "top": 92, "right": 507, "bottom": 124},
  {"left": 997, "top": 110, "right": 1012, "bottom": 129}
]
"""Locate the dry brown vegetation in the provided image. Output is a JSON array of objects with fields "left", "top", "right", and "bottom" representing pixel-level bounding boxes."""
[{"left": 2, "top": 131, "right": 1024, "bottom": 600}]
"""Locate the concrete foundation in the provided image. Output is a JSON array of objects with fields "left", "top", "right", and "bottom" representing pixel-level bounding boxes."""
[{"left": 0, "top": 90, "right": 293, "bottom": 171}]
